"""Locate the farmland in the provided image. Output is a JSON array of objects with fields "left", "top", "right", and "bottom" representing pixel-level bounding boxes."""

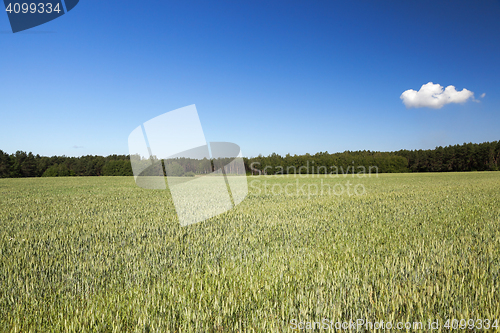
[{"left": 1, "top": 172, "right": 500, "bottom": 332}]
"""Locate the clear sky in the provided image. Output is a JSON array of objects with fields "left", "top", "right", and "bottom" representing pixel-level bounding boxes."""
[{"left": 1, "top": 0, "right": 499, "bottom": 158}]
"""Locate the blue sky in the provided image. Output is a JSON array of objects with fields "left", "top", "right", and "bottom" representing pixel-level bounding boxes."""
[{"left": 1, "top": 0, "right": 499, "bottom": 158}]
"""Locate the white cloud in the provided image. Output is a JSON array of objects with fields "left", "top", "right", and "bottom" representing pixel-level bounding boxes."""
[
  {"left": 400, "top": 82, "right": 475, "bottom": 109},
  {"left": 480, "top": 93, "right": 486, "bottom": 98}
]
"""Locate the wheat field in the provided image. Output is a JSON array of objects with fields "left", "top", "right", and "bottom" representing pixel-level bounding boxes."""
[{"left": 1, "top": 172, "right": 499, "bottom": 332}]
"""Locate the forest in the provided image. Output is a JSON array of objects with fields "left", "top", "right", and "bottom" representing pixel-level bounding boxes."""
[{"left": 0, "top": 140, "right": 498, "bottom": 178}]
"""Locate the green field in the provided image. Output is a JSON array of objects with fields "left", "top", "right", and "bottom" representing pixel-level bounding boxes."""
[{"left": 1, "top": 173, "right": 500, "bottom": 332}]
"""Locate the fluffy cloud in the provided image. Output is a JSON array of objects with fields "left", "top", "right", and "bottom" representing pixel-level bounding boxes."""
[
  {"left": 480, "top": 93, "right": 486, "bottom": 98},
  {"left": 400, "top": 82, "right": 474, "bottom": 109}
]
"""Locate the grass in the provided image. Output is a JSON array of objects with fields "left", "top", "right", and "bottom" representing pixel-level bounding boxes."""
[{"left": 0, "top": 172, "right": 499, "bottom": 332}]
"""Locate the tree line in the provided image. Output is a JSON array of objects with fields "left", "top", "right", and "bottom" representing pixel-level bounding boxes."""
[
  {"left": 247, "top": 140, "right": 500, "bottom": 175},
  {"left": 0, "top": 140, "right": 498, "bottom": 178},
  {"left": 0, "top": 153, "right": 133, "bottom": 178}
]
